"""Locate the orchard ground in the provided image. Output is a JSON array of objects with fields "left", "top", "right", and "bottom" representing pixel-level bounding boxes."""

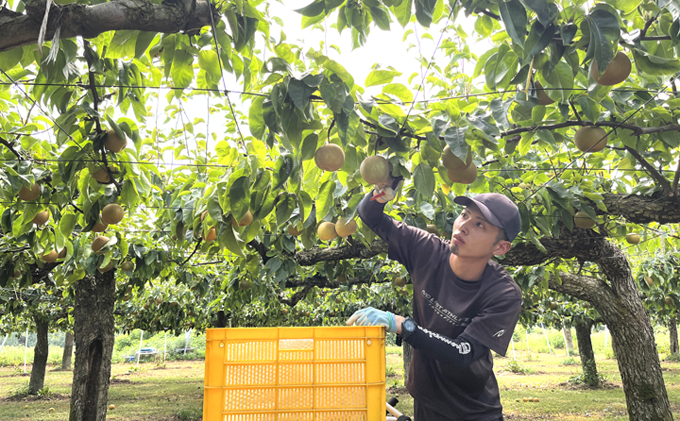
[{"left": 0, "top": 328, "right": 679, "bottom": 420}]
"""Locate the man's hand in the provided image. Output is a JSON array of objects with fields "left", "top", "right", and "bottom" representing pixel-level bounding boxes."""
[
  {"left": 371, "top": 176, "right": 404, "bottom": 203},
  {"left": 346, "top": 307, "right": 399, "bottom": 333}
]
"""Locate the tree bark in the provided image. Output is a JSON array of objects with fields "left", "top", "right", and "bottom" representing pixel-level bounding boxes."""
[
  {"left": 670, "top": 318, "right": 679, "bottom": 356},
  {"left": 574, "top": 319, "right": 599, "bottom": 387},
  {"left": 536, "top": 235, "right": 673, "bottom": 421},
  {"left": 0, "top": 0, "right": 215, "bottom": 52},
  {"left": 62, "top": 331, "right": 74, "bottom": 370},
  {"left": 69, "top": 272, "right": 115, "bottom": 421},
  {"left": 28, "top": 316, "right": 49, "bottom": 395},
  {"left": 563, "top": 325, "right": 574, "bottom": 355}
]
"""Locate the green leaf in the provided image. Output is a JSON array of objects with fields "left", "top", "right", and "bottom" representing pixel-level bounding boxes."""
[
  {"left": 524, "top": 22, "right": 555, "bottom": 65},
  {"left": 276, "top": 193, "right": 296, "bottom": 227},
  {"left": 272, "top": 154, "right": 294, "bottom": 190},
  {"left": 315, "top": 180, "right": 335, "bottom": 222},
  {"left": 198, "top": 50, "right": 221, "bottom": 84},
  {"left": 0, "top": 47, "right": 23, "bottom": 71},
  {"left": 414, "top": 163, "right": 435, "bottom": 198},
  {"left": 323, "top": 60, "right": 354, "bottom": 86},
  {"left": 518, "top": 132, "right": 534, "bottom": 155},
  {"left": 632, "top": 49, "right": 680, "bottom": 76},
  {"left": 135, "top": 32, "right": 157, "bottom": 59},
  {"left": 382, "top": 83, "right": 414, "bottom": 102},
  {"left": 296, "top": 0, "right": 326, "bottom": 17},
  {"left": 59, "top": 213, "right": 77, "bottom": 238},
  {"left": 499, "top": 0, "right": 527, "bottom": 48},
  {"left": 248, "top": 96, "right": 266, "bottom": 139},
  {"left": 603, "top": 0, "right": 641, "bottom": 15},
  {"left": 582, "top": 9, "right": 620, "bottom": 73},
  {"left": 518, "top": 0, "right": 550, "bottom": 26},
  {"left": 575, "top": 95, "right": 600, "bottom": 123},
  {"left": 288, "top": 77, "right": 315, "bottom": 110},
  {"left": 467, "top": 114, "right": 500, "bottom": 137},
  {"left": 229, "top": 176, "right": 251, "bottom": 222},
  {"left": 475, "top": 15, "right": 494, "bottom": 38},
  {"left": 490, "top": 98, "right": 512, "bottom": 129},
  {"left": 393, "top": 0, "right": 413, "bottom": 27},
  {"left": 299, "top": 190, "right": 313, "bottom": 224},
  {"left": 301, "top": 133, "right": 319, "bottom": 161},
  {"left": 369, "top": 6, "right": 391, "bottom": 30},
  {"left": 107, "top": 30, "right": 139, "bottom": 59},
  {"left": 414, "top": 0, "right": 437, "bottom": 27},
  {"left": 378, "top": 114, "right": 400, "bottom": 136},
  {"left": 443, "top": 126, "right": 469, "bottom": 162},
  {"left": 219, "top": 225, "right": 245, "bottom": 257},
  {"left": 171, "top": 47, "right": 195, "bottom": 89},
  {"left": 541, "top": 61, "right": 573, "bottom": 103},
  {"left": 365, "top": 69, "right": 402, "bottom": 87}
]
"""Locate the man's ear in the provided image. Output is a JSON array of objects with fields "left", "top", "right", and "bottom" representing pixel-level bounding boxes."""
[{"left": 492, "top": 240, "right": 512, "bottom": 256}]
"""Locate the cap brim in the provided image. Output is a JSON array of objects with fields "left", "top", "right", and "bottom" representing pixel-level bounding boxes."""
[{"left": 453, "top": 196, "right": 503, "bottom": 229}]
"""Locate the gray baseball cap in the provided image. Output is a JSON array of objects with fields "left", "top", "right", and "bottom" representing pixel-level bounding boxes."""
[{"left": 453, "top": 193, "right": 521, "bottom": 242}]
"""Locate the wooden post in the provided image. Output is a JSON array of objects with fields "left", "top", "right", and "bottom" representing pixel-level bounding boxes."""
[
  {"left": 541, "top": 323, "right": 553, "bottom": 354},
  {"left": 24, "top": 327, "right": 28, "bottom": 373},
  {"left": 136, "top": 330, "right": 144, "bottom": 366}
]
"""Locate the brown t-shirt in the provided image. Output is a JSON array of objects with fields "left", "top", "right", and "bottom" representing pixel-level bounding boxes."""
[{"left": 358, "top": 193, "right": 522, "bottom": 420}]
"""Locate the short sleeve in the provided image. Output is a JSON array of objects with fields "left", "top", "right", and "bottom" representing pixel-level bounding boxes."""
[{"left": 462, "top": 289, "right": 521, "bottom": 356}]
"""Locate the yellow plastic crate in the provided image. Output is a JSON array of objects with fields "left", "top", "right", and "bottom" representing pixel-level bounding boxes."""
[{"left": 203, "top": 326, "right": 386, "bottom": 421}]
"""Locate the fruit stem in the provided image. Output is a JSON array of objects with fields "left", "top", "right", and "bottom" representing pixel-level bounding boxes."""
[{"left": 569, "top": 100, "right": 583, "bottom": 123}]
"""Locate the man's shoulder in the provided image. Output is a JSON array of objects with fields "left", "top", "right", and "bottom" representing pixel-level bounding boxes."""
[{"left": 484, "top": 260, "right": 522, "bottom": 297}]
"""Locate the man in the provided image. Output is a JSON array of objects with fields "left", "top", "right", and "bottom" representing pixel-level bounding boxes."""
[{"left": 347, "top": 178, "right": 522, "bottom": 421}]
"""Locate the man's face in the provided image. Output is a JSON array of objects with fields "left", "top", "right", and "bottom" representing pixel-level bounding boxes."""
[{"left": 450, "top": 204, "right": 507, "bottom": 258}]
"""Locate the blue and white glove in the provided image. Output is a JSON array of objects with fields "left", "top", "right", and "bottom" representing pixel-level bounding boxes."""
[{"left": 346, "top": 307, "right": 398, "bottom": 333}]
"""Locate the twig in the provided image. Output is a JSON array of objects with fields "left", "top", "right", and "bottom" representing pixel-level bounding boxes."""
[
  {"left": 181, "top": 238, "right": 203, "bottom": 266},
  {"left": 479, "top": 9, "right": 500, "bottom": 20},
  {"left": 500, "top": 120, "right": 680, "bottom": 137},
  {"left": 672, "top": 157, "right": 680, "bottom": 196},
  {"left": 248, "top": 239, "right": 271, "bottom": 264},
  {"left": 0, "top": 136, "right": 23, "bottom": 161},
  {"left": 624, "top": 146, "right": 672, "bottom": 191},
  {"left": 640, "top": 14, "right": 658, "bottom": 39},
  {"left": 70, "top": 202, "right": 84, "bottom": 214},
  {"left": 569, "top": 101, "right": 582, "bottom": 123}
]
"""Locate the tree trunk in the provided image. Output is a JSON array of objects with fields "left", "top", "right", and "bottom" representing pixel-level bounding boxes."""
[
  {"left": 574, "top": 319, "right": 599, "bottom": 387},
  {"left": 28, "top": 316, "right": 49, "bottom": 394},
  {"left": 563, "top": 325, "right": 574, "bottom": 354},
  {"left": 62, "top": 331, "right": 74, "bottom": 370},
  {"left": 69, "top": 272, "right": 115, "bottom": 421},
  {"left": 670, "top": 318, "right": 679, "bottom": 355},
  {"left": 502, "top": 230, "right": 674, "bottom": 421},
  {"left": 402, "top": 341, "right": 413, "bottom": 385}
]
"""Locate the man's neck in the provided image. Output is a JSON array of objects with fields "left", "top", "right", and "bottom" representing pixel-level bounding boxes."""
[{"left": 449, "top": 253, "right": 490, "bottom": 282}]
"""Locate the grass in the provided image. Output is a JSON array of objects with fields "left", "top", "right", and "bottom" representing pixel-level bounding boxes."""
[{"left": 0, "top": 328, "right": 679, "bottom": 420}]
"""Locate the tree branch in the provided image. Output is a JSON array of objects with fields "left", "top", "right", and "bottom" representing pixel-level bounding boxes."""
[
  {"left": 499, "top": 120, "right": 680, "bottom": 138},
  {"left": 548, "top": 271, "right": 615, "bottom": 304},
  {"left": 248, "top": 239, "right": 271, "bottom": 264},
  {"left": 293, "top": 238, "right": 388, "bottom": 266},
  {"left": 479, "top": 9, "right": 500, "bottom": 21},
  {"left": 640, "top": 15, "right": 657, "bottom": 39},
  {"left": 600, "top": 192, "right": 680, "bottom": 224},
  {"left": 0, "top": 136, "right": 23, "bottom": 161},
  {"left": 0, "top": 0, "right": 214, "bottom": 52},
  {"left": 672, "top": 157, "right": 680, "bottom": 196},
  {"left": 624, "top": 145, "right": 672, "bottom": 191},
  {"left": 180, "top": 239, "right": 202, "bottom": 265}
]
